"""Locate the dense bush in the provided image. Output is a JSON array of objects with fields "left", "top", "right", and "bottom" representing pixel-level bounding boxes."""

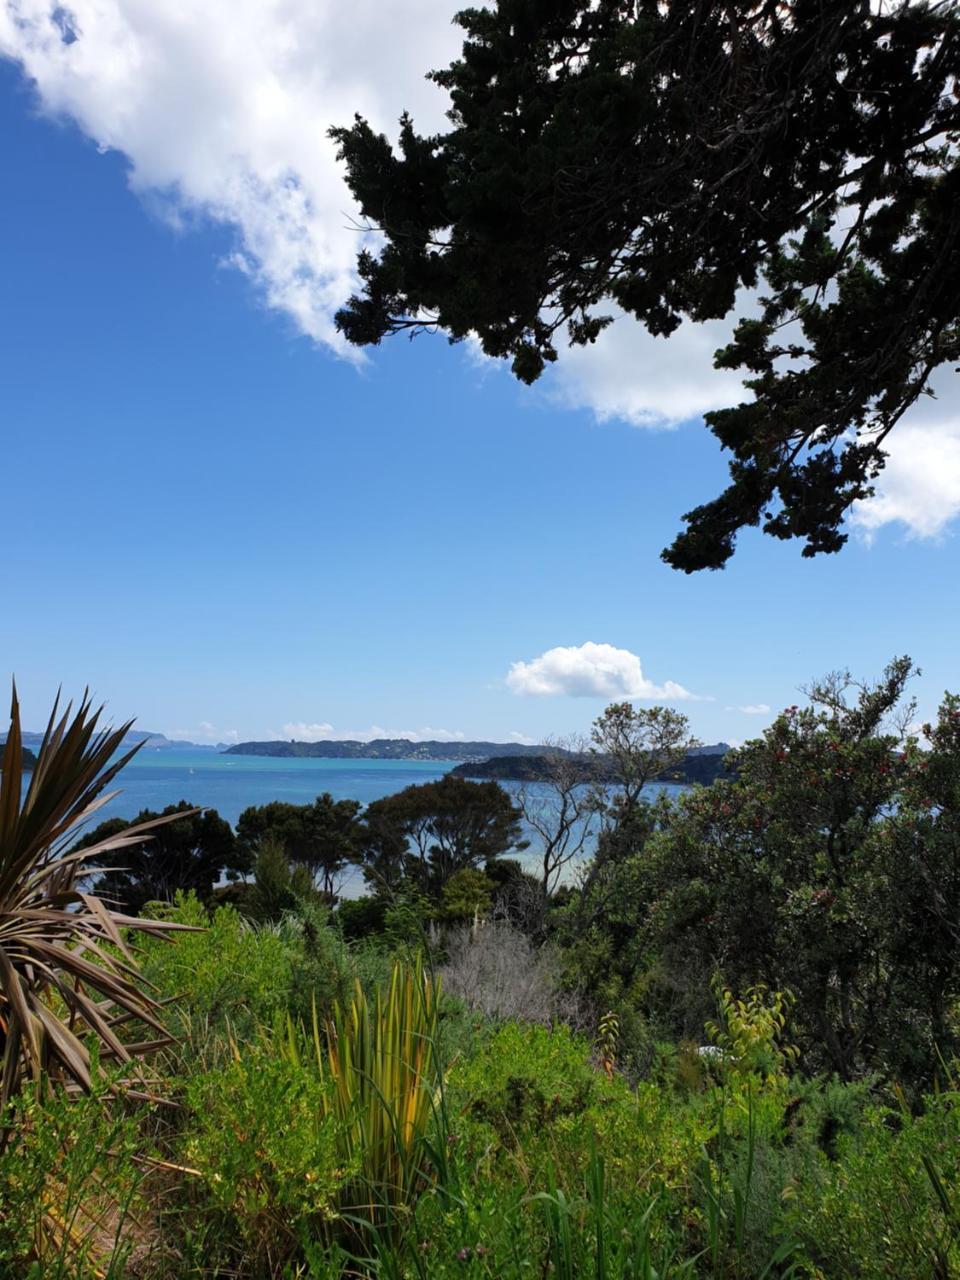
[
  {"left": 3, "top": 895, "right": 959, "bottom": 1279},
  {"left": 178, "top": 1039, "right": 346, "bottom": 1275},
  {"left": 6, "top": 665, "right": 960, "bottom": 1278},
  {"left": 0, "top": 1072, "right": 154, "bottom": 1280},
  {"left": 564, "top": 661, "right": 960, "bottom": 1086}
]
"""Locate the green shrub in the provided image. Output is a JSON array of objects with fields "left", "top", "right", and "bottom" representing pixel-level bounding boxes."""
[
  {"left": 178, "top": 1035, "right": 347, "bottom": 1276},
  {"left": 440, "top": 869, "right": 494, "bottom": 922},
  {"left": 336, "top": 895, "right": 388, "bottom": 940},
  {"left": 0, "top": 1077, "right": 150, "bottom": 1280},
  {"left": 279, "top": 900, "right": 391, "bottom": 1025},
  {"left": 786, "top": 1086, "right": 960, "bottom": 1277},
  {"left": 140, "top": 895, "right": 298, "bottom": 1063}
]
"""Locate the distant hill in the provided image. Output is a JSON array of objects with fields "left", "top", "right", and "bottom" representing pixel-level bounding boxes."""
[
  {"left": 450, "top": 744, "right": 734, "bottom": 787},
  {"left": 225, "top": 738, "right": 554, "bottom": 762},
  {"left": 1, "top": 730, "right": 227, "bottom": 752}
]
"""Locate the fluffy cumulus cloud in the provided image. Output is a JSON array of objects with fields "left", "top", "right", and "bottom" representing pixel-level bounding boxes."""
[
  {"left": 851, "top": 417, "right": 960, "bottom": 543},
  {"left": 547, "top": 308, "right": 748, "bottom": 429},
  {"left": 726, "top": 703, "right": 771, "bottom": 716},
  {"left": 280, "top": 721, "right": 465, "bottom": 743},
  {"left": 3, "top": 0, "right": 958, "bottom": 523},
  {"left": 0, "top": 0, "right": 759, "bottom": 432},
  {"left": 0, "top": 0, "right": 464, "bottom": 351},
  {"left": 506, "top": 642, "right": 700, "bottom": 701}
]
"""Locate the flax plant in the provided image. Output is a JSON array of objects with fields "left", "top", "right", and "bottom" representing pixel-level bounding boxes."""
[
  {"left": 293, "top": 956, "right": 443, "bottom": 1235},
  {"left": 0, "top": 685, "right": 195, "bottom": 1137}
]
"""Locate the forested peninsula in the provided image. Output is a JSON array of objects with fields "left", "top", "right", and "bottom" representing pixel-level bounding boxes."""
[{"left": 450, "top": 747, "right": 732, "bottom": 787}]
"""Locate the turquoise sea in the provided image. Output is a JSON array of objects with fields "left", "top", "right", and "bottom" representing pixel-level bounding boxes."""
[
  {"left": 93, "top": 749, "right": 457, "bottom": 827},
  {"left": 68, "top": 747, "right": 687, "bottom": 894}
]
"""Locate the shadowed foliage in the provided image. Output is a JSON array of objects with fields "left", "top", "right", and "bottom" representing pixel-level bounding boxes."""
[
  {"left": 331, "top": 0, "right": 960, "bottom": 570},
  {"left": 73, "top": 801, "right": 245, "bottom": 915}
]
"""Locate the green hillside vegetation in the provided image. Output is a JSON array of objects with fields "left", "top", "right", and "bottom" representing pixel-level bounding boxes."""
[
  {"left": 3, "top": 658, "right": 960, "bottom": 1277},
  {"left": 450, "top": 748, "right": 732, "bottom": 787}
]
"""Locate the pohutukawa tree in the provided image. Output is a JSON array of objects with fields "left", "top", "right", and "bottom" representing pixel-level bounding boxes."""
[
  {"left": 331, "top": 0, "right": 960, "bottom": 570},
  {"left": 575, "top": 657, "right": 960, "bottom": 1081}
]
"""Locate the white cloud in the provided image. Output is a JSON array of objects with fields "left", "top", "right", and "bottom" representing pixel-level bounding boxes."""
[
  {"left": 280, "top": 721, "right": 335, "bottom": 742},
  {"left": 851, "top": 419, "right": 960, "bottom": 542},
  {"left": 0, "top": 0, "right": 755, "bottom": 435},
  {"left": 279, "top": 721, "right": 465, "bottom": 743},
  {"left": 506, "top": 642, "right": 699, "bottom": 701},
  {"left": 546, "top": 308, "right": 748, "bottom": 429},
  {"left": 167, "top": 721, "right": 239, "bottom": 743},
  {"left": 0, "top": 0, "right": 463, "bottom": 352},
  {"left": 725, "top": 703, "right": 771, "bottom": 716},
  {"left": 4, "top": 0, "right": 956, "bottom": 530},
  {"left": 508, "top": 730, "right": 538, "bottom": 745}
]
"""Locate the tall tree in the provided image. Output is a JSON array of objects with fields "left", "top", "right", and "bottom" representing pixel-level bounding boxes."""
[
  {"left": 605, "top": 657, "right": 960, "bottom": 1080},
  {"left": 76, "top": 801, "right": 244, "bottom": 915},
  {"left": 332, "top": 0, "right": 960, "bottom": 570},
  {"left": 590, "top": 703, "right": 696, "bottom": 818},
  {"left": 236, "top": 793, "right": 362, "bottom": 898},
  {"left": 356, "top": 775, "right": 527, "bottom": 890}
]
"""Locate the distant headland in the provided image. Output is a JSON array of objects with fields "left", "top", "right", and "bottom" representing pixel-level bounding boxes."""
[
  {"left": 223, "top": 738, "right": 733, "bottom": 784},
  {"left": 449, "top": 745, "right": 733, "bottom": 787}
]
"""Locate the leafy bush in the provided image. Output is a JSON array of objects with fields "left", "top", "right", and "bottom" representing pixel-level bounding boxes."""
[
  {"left": 139, "top": 895, "right": 299, "bottom": 1065},
  {"left": 178, "top": 1035, "right": 346, "bottom": 1276},
  {"left": 245, "top": 834, "right": 318, "bottom": 922},
  {"left": 0, "top": 1077, "right": 151, "bottom": 1280},
  {"left": 786, "top": 1086, "right": 960, "bottom": 1277},
  {"left": 336, "top": 895, "right": 388, "bottom": 940}
]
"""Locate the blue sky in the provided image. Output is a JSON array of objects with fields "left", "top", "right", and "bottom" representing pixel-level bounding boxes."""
[{"left": 2, "top": 13, "right": 959, "bottom": 749}]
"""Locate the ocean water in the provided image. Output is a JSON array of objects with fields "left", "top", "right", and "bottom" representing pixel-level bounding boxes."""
[
  {"left": 61, "top": 748, "right": 686, "bottom": 895},
  {"left": 92, "top": 749, "right": 458, "bottom": 827}
]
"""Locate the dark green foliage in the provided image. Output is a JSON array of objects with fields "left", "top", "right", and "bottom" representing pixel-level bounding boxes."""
[
  {"left": 571, "top": 657, "right": 960, "bottom": 1083},
  {"left": 75, "top": 800, "right": 244, "bottom": 914},
  {"left": 331, "top": 0, "right": 960, "bottom": 570},
  {"left": 237, "top": 792, "right": 363, "bottom": 898},
  {"left": 441, "top": 867, "right": 495, "bottom": 921},
  {"left": 246, "top": 835, "right": 319, "bottom": 922},
  {"left": 336, "top": 894, "right": 388, "bottom": 940},
  {"left": 357, "top": 775, "right": 527, "bottom": 891}
]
